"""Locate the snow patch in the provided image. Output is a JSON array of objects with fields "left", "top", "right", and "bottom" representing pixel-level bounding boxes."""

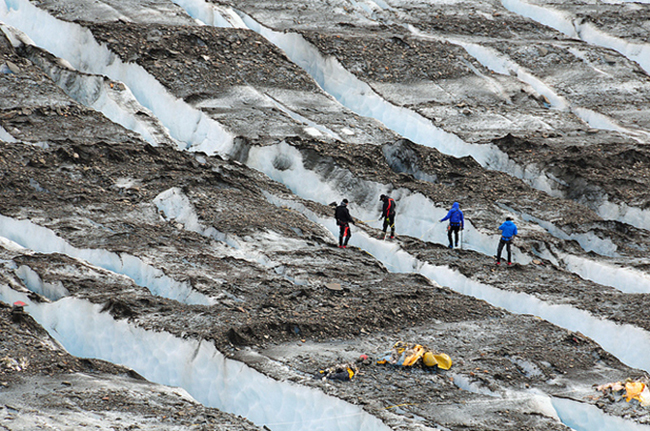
[
  {"left": 0, "top": 214, "right": 213, "bottom": 305},
  {"left": 522, "top": 211, "right": 618, "bottom": 256},
  {"left": 508, "top": 356, "right": 543, "bottom": 378},
  {"left": 170, "top": 0, "right": 246, "bottom": 28},
  {"left": 598, "top": 200, "right": 650, "bottom": 232},
  {"left": 449, "top": 372, "right": 501, "bottom": 397},
  {"left": 112, "top": 177, "right": 141, "bottom": 190},
  {"left": 564, "top": 255, "right": 650, "bottom": 294},
  {"left": 552, "top": 396, "right": 650, "bottom": 431},
  {"left": 0, "top": 124, "right": 17, "bottom": 142},
  {"left": 263, "top": 93, "right": 342, "bottom": 140},
  {"left": 15, "top": 264, "right": 69, "bottom": 300}
]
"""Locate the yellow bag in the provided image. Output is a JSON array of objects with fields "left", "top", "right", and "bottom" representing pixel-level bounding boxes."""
[
  {"left": 433, "top": 353, "right": 453, "bottom": 370},
  {"left": 625, "top": 382, "right": 647, "bottom": 402}
]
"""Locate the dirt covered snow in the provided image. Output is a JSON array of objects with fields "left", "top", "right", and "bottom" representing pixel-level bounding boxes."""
[{"left": 2, "top": 0, "right": 650, "bottom": 430}]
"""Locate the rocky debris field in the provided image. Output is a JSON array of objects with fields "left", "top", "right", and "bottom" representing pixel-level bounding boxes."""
[{"left": 2, "top": 0, "right": 650, "bottom": 430}]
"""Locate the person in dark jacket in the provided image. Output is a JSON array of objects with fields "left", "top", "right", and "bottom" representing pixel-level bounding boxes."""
[
  {"left": 440, "top": 202, "right": 464, "bottom": 248},
  {"left": 335, "top": 199, "right": 355, "bottom": 248},
  {"left": 379, "top": 194, "right": 396, "bottom": 239},
  {"left": 496, "top": 217, "right": 518, "bottom": 265}
]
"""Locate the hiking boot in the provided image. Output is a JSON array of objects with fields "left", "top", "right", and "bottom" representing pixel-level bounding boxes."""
[
  {"left": 495, "top": 261, "right": 501, "bottom": 265},
  {"left": 338, "top": 245, "right": 343, "bottom": 248},
  {"left": 448, "top": 244, "right": 453, "bottom": 249},
  {"left": 390, "top": 236, "right": 395, "bottom": 239},
  {"left": 507, "top": 262, "right": 512, "bottom": 266}
]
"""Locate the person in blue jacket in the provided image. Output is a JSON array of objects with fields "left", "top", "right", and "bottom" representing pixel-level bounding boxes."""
[
  {"left": 496, "top": 217, "right": 518, "bottom": 265},
  {"left": 440, "top": 202, "right": 464, "bottom": 248}
]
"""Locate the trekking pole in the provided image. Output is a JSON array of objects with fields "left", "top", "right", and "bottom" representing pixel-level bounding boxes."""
[
  {"left": 460, "top": 229, "right": 463, "bottom": 250},
  {"left": 419, "top": 224, "right": 437, "bottom": 241}
]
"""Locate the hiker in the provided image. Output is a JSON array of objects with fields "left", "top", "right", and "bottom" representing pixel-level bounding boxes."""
[
  {"left": 440, "top": 202, "right": 464, "bottom": 248},
  {"left": 379, "top": 194, "right": 396, "bottom": 239},
  {"left": 496, "top": 217, "right": 518, "bottom": 265},
  {"left": 335, "top": 198, "right": 355, "bottom": 248}
]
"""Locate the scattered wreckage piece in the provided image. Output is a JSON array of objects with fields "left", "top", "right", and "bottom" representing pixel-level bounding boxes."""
[
  {"left": 318, "top": 362, "right": 359, "bottom": 381},
  {"left": 377, "top": 341, "right": 452, "bottom": 371},
  {"left": 595, "top": 377, "right": 650, "bottom": 406}
]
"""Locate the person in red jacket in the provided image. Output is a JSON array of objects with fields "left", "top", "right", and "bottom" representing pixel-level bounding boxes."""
[
  {"left": 379, "top": 194, "right": 396, "bottom": 239},
  {"left": 335, "top": 199, "right": 355, "bottom": 248}
]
